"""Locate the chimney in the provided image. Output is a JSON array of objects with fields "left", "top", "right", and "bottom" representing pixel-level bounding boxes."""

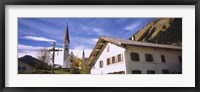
[{"left": 130, "top": 35, "right": 135, "bottom": 41}]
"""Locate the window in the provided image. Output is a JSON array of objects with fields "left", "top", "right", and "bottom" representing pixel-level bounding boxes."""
[
  {"left": 65, "top": 45, "right": 68, "bottom": 50},
  {"left": 147, "top": 70, "right": 155, "bottom": 74},
  {"left": 161, "top": 55, "right": 166, "bottom": 63},
  {"left": 145, "top": 54, "right": 153, "bottom": 62},
  {"left": 130, "top": 52, "right": 140, "bottom": 61},
  {"left": 162, "top": 69, "right": 169, "bottom": 74},
  {"left": 100, "top": 61, "right": 103, "bottom": 68},
  {"left": 107, "top": 46, "right": 109, "bottom": 52},
  {"left": 132, "top": 70, "right": 142, "bottom": 74},
  {"left": 117, "top": 54, "right": 123, "bottom": 62},
  {"left": 22, "top": 66, "right": 27, "bottom": 71},
  {"left": 178, "top": 56, "right": 182, "bottom": 63},
  {"left": 107, "top": 58, "right": 111, "bottom": 65},
  {"left": 112, "top": 56, "right": 115, "bottom": 63}
]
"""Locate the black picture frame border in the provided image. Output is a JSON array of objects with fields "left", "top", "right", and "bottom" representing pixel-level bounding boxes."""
[{"left": 0, "top": 0, "right": 199, "bottom": 92}]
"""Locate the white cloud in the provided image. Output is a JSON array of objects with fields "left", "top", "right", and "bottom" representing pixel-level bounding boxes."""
[
  {"left": 81, "top": 25, "right": 108, "bottom": 36},
  {"left": 18, "top": 50, "right": 63, "bottom": 65},
  {"left": 18, "top": 50, "right": 38, "bottom": 58},
  {"left": 18, "top": 44, "right": 43, "bottom": 50},
  {"left": 91, "top": 38, "right": 98, "bottom": 42},
  {"left": 92, "top": 28, "right": 105, "bottom": 35},
  {"left": 21, "top": 36, "right": 56, "bottom": 42},
  {"left": 71, "top": 37, "right": 99, "bottom": 46},
  {"left": 54, "top": 48, "right": 64, "bottom": 65},
  {"left": 18, "top": 44, "right": 49, "bottom": 58},
  {"left": 18, "top": 44, "right": 64, "bottom": 65},
  {"left": 18, "top": 44, "right": 91, "bottom": 66},
  {"left": 18, "top": 44, "right": 93, "bottom": 66},
  {"left": 56, "top": 43, "right": 63, "bottom": 46},
  {"left": 19, "top": 19, "right": 64, "bottom": 39},
  {"left": 125, "top": 23, "right": 141, "bottom": 31},
  {"left": 70, "top": 46, "right": 92, "bottom": 58}
]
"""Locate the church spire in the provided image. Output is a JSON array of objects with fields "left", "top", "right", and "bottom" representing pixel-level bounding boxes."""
[
  {"left": 63, "top": 23, "right": 70, "bottom": 68},
  {"left": 64, "top": 23, "right": 70, "bottom": 43},
  {"left": 82, "top": 50, "right": 85, "bottom": 58}
]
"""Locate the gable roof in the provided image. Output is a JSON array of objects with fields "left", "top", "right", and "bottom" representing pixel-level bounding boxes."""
[
  {"left": 101, "top": 36, "right": 182, "bottom": 50},
  {"left": 86, "top": 36, "right": 182, "bottom": 66}
]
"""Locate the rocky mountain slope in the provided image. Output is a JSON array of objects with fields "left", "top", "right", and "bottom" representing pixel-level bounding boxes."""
[{"left": 130, "top": 18, "right": 182, "bottom": 46}]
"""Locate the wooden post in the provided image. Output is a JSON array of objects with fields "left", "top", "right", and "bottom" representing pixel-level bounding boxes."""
[{"left": 49, "top": 42, "right": 62, "bottom": 74}]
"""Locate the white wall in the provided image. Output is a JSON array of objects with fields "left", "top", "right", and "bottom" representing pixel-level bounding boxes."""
[
  {"left": 125, "top": 46, "right": 182, "bottom": 74},
  {"left": 18, "top": 61, "right": 35, "bottom": 72},
  {"left": 91, "top": 43, "right": 126, "bottom": 74},
  {"left": 62, "top": 55, "right": 72, "bottom": 68}
]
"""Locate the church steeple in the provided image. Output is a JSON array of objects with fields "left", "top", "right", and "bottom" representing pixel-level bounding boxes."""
[
  {"left": 64, "top": 23, "right": 70, "bottom": 43},
  {"left": 82, "top": 50, "right": 85, "bottom": 63},
  {"left": 63, "top": 23, "right": 70, "bottom": 68},
  {"left": 82, "top": 50, "right": 85, "bottom": 58}
]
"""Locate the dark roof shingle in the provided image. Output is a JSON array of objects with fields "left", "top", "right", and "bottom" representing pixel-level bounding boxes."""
[{"left": 101, "top": 36, "right": 182, "bottom": 50}]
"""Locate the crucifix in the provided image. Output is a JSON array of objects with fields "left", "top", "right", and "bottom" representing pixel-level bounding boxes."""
[{"left": 49, "top": 42, "right": 62, "bottom": 74}]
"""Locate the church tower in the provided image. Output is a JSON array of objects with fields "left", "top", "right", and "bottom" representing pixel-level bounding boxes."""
[
  {"left": 63, "top": 23, "right": 70, "bottom": 68},
  {"left": 82, "top": 50, "right": 85, "bottom": 59}
]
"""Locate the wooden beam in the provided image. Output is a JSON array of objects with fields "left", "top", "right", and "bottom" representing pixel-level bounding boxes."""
[
  {"left": 95, "top": 49, "right": 101, "bottom": 51},
  {"left": 99, "top": 42, "right": 104, "bottom": 45},
  {"left": 91, "top": 56, "right": 96, "bottom": 58}
]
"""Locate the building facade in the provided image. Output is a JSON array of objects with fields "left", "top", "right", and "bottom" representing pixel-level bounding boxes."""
[
  {"left": 18, "top": 60, "right": 36, "bottom": 72},
  {"left": 91, "top": 42, "right": 126, "bottom": 74},
  {"left": 87, "top": 36, "right": 182, "bottom": 74},
  {"left": 125, "top": 45, "right": 182, "bottom": 74}
]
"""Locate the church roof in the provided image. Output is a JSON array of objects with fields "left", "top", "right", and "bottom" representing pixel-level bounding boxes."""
[
  {"left": 64, "top": 23, "right": 70, "bottom": 43},
  {"left": 86, "top": 36, "right": 182, "bottom": 66}
]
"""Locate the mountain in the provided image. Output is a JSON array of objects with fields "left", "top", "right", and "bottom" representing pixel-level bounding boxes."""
[
  {"left": 130, "top": 18, "right": 182, "bottom": 46},
  {"left": 18, "top": 55, "right": 49, "bottom": 70}
]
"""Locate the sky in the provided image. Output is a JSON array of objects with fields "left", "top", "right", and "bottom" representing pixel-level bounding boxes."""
[{"left": 18, "top": 18, "right": 157, "bottom": 65}]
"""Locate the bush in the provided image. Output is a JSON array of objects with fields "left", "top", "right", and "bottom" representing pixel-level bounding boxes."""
[{"left": 70, "top": 69, "right": 80, "bottom": 74}]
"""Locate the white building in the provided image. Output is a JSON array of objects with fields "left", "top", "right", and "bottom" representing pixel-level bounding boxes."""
[
  {"left": 87, "top": 36, "right": 182, "bottom": 74},
  {"left": 18, "top": 60, "right": 36, "bottom": 72}
]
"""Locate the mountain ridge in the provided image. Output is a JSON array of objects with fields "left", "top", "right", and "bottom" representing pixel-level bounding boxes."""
[
  {"left": 18, "top": 55, "right": 49, "bottom": 70},
  {"left": 130, "top": 18, "right": 182, "bottom": 46}
]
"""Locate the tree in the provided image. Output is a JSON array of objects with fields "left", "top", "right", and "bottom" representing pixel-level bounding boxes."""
[
  {"left": 72, "top": 56, "right": 82, "bottom": 69},
  {"left": 34, "top": 60, "right": 49, "bottom": 70},
  {"left": 69, "top": 56, "right": 82, "bottom": 74},
  {"left": 70, "top": 56, "right": 89, "bottom": 74},
  {"left": 80, "top": 58, "right": 89, "bottom": 74},
  {"left": 37, "top": 48, "right": 51, "bottom": 66}
]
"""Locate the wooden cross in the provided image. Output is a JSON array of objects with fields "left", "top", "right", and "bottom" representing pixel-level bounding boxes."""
[{"left": 49, "top": 42, "right": 62, "bottom": 74}]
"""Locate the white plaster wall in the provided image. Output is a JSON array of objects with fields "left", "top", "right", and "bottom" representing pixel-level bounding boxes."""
[
  {"left": 18, "top": 61, "right": 35, "bottom": 71},
  {"left": 125, "top": 46, "right": 182, "bottom": 74},
  {"left": 91, "top": 43, "right": 126, "bottom": 74},
  {"left": 62, "top": 55, "right": 71, "bottom": 68},
  {"left": 63, "top": 42, "right": 70, "bottom": 68}
]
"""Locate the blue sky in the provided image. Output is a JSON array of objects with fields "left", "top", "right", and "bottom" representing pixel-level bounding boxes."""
[{"left": 18, "top": 18, "right": 157, "bottom": 64}]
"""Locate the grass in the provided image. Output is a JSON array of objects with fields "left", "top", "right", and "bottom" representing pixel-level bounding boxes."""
[
  {"left": 18, "top": 68, "right": 70, "bottom": 74},
  {"left": 54, "top": 69, "right": 70, "bottom": 74}
]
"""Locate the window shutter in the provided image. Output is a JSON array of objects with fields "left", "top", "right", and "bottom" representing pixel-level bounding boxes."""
[{"left": 121, "top": 54, "right": 123, "bottom": 61}]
